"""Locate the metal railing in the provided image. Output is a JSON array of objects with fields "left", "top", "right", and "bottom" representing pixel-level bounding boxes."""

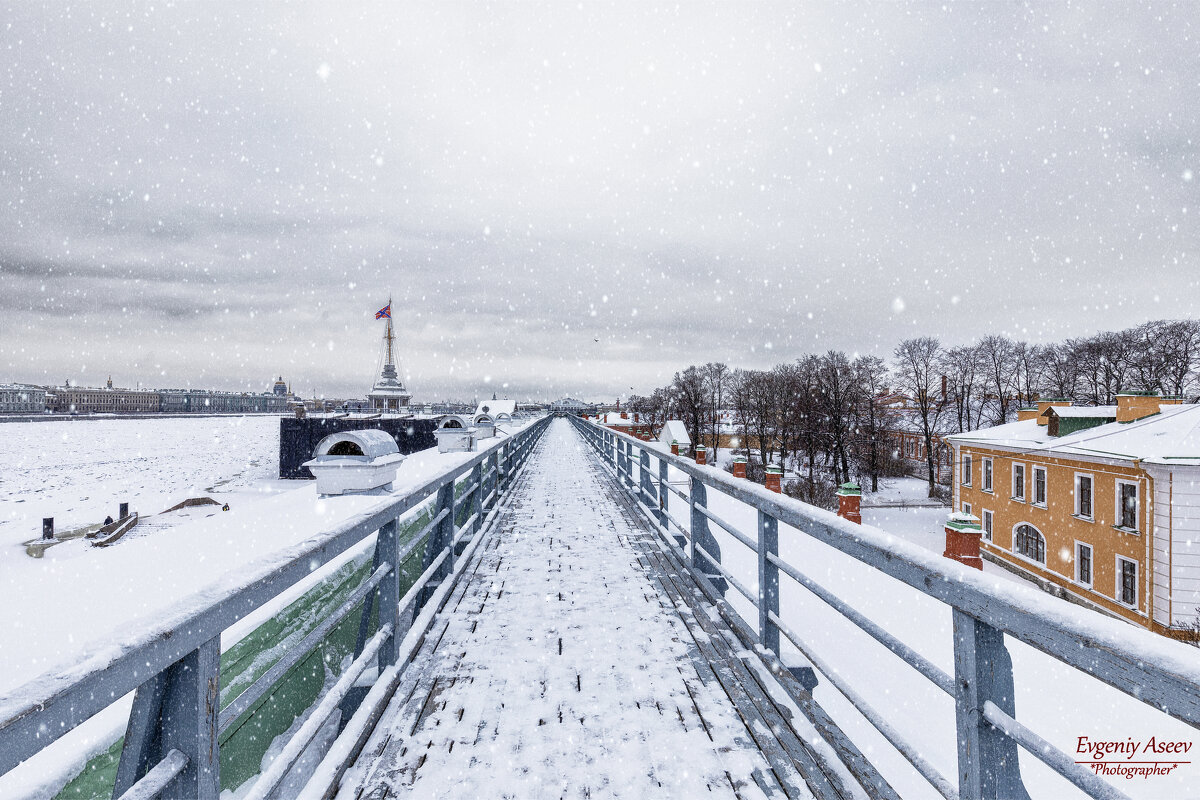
[
  {"left": 571, "top": 416, "right": 1200, "bottom": 800},
  {"left": 0, "top": 415, "right": 551, "bottom": 800}
]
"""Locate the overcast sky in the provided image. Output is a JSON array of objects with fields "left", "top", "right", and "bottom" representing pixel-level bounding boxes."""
[{"left": 1, "top": 3, "right": 1197, "bottom": 402}]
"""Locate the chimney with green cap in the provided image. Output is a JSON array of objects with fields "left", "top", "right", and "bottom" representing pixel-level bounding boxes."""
[{"left": 836, "top": 482, "right": 862, "bottom": 524}]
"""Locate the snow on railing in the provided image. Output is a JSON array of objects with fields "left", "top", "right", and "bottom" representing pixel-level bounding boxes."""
[
  {"left": 570, "top": 415, "right": 1200, "bottom": 800},
  {"left": 0, "top": 416, "right": 552, "bottom": 800}
]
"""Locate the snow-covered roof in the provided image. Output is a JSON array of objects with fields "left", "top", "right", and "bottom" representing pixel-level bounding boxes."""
[
  {"left": 949, "top": 403, "right": 1200, "bottom": 466},
  {"left": 476, "top": 398, "right": 516, "bottom": 418},
  {"left": 1041, "top": 405, "right": 1117, "bottom": 419},
  {"left": 660, "top": 420, "right": 691, "bottom": 446},
  {"left": 312, "top": 429, "right": 399, "bottom": 459}
]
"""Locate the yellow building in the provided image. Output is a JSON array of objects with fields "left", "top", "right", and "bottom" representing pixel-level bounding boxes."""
[{"left": 948, "top": 393, "right": 1200, "bottom": 638}]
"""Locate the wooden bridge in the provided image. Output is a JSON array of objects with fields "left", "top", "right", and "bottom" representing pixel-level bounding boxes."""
[{"left": 2, "top": 416, "right": 1199, "bottom": 800}]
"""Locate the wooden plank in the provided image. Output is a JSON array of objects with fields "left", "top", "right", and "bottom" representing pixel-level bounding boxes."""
[
  {"left": 635, "top": 539, "right": 835, "bottom": 800},
  {"left": 598, "top": 450, "right": 905, "bottom": 800},
  {"left": 597, "top": 466, "right": 847, "bottom": 798},
  {"left": 652, "top": 519, "right": 902, "bottom": 800}
]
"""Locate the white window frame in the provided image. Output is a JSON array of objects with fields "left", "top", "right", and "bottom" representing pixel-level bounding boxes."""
[
  {"left": 1074, "top": 541, "right": 1093, "bottom": 588},
  {"left": 1073, "top": 472, "right": 1094, "bottom": 521},
  {"left": 962, "top": 502, "right": 972, "bottom": 517},
  {"left": 981, "top": 509, "right": 993, "bottom": 542},
  {"left": 1012, "top": 522, "right": 1046, "bottom": 566},
  {"left": 1114, "top": 480, "right": 1139, "bottom": 533},
  {"left": 1032, "top": 466, "right": 1047, "bottom": 508},
  {"left": 962, "top": 453, "right": 973, "bottom": 487},
  {"left": 1115, "top": 556, "right": 1139, "bottom": 609},
  {"left": 982, "top": 458, "right": 993, "bottom": 493},
  {"left": 1012, "top": 463, "right": 1026, "bottom": 502}
]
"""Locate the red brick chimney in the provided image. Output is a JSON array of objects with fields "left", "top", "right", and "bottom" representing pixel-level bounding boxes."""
[
  {"left": 670, "top": 440, "right": 679, "bottom": 456},
  {"left": 694, "top": 444, "right": 707, "bottom": 466},
  {"left": 943, "top": 512, "right": 983, "bottom": 570},
  {"left": 836, "top": 482, "right": 862, "bottom": 525},
  {"left": 765, "top": 465, "right": 782, "bottom": 493},
  {"left": 732, "top": 455, "right": 747, "bottom": 479}
]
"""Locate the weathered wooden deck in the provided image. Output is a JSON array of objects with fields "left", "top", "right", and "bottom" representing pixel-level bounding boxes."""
[{"left": 335, "top": 419, "right": 850, "bottom": 800}]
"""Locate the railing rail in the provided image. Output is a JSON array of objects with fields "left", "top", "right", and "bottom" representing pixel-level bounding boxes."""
[
  {"left": 570, "top": 415, "right": 1200, "bottom": 800},
  {"left": 0, "top": 415, "right": 551, "bottom": 799}
]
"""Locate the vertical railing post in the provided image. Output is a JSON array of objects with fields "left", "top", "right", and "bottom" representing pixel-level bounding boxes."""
[
  {"left": 689, "top": 478, "right": 726, "bottom": 594},
  {"left": 376, "top": 518, "right": 400, "bottom": 668},
  {"left": 757, "top": 510, "right": 780, "bottom": 655},
  {"left": 488, "top": 450, "right": 500, "bottom": 509},
  {"left": 639, "top": 447, "right": 652, "bottom": 509},
  {"left": 658, "top": 455, "right": 670, "bottom": 530},
  {"left": 471, "top": 461, "right": 483, "bottom": 537},
  {"left": 113, "top": 637, "right": 221, "bottom": 800},
  {"left": 952, "top": 609, "right": 1028, "bottom": 800},
  {"left": 628, "top": 438, "right": 638, "bottom": 489},
  {"left": 417, "top": 479, "right": 455, "bottom": 612},
  {"left": 500, "top": 444, "right": 511, "bottom": 491}
]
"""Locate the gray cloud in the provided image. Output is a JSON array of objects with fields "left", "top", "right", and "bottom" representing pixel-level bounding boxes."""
[{"left": 1, "top": 2, "right": 1197, "bottom": 402}]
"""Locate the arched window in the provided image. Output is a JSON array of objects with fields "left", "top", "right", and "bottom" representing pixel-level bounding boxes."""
[{"left": 1014, "top": 524, "right": 1045, "bottom": 564}]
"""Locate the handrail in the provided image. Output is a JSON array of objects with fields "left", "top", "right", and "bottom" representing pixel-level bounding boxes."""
[
  {"left": 0, "top": 415, "right": 552, "bottom": 798},
  {"left": 570, "top": 415, "right": 1200, "bottom": 800}
]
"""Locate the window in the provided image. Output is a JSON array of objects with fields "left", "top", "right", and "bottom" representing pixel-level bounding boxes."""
[
  {"left": 1116, "top": 481, "right": 1138, "bottom": 531},
  {"left": 1075, "top": 474, "right": 1093, "bottom": 520},
  {"left": 1012, "top": 464, "right": 1026, "bottom": 501},
  {"left": 982, "top": 509, "right": 993, "bottom": 542},
  {"left": 1033, "top": 466, "right": 1047, "bottom": 507},
  {"left": 1075, "top": 542, "right": 1092, "bottom": 587},
  {"left": 962, "top": 502, "right": 972, "bottom": 516},
  {"left": 1117, "top": 558, "right": 1138, "bottom": 608},
  {"left": 983, "top": 458, "right": 993, "bottom": 493},
  {"left": 962, "top": 454, "right": 973, "bottom": 486},
  {"left": 1014, "top": 524, "right": 1045, "bottom": 564}
]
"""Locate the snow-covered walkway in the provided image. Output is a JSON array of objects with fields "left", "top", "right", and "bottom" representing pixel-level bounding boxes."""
[{"left": 338, "top": 419, "right": 821, "bottom": 799}]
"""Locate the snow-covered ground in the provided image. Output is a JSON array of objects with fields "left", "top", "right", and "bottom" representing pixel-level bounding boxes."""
[{"left": 636, "top": 437, "right": 1200, "bottom": 800}]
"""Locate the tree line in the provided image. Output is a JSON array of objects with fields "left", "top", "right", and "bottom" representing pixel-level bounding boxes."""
[{"left": 626, "top": 318, "right": 1200, "bottom": 501}]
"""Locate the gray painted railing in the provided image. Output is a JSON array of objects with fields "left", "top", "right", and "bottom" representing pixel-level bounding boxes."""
[
  {"left": 571, "top": 416, "right": 1200, "bottom": 800},
  {"left": 0, "top": 415, "right": 551, "bottom": 800}
]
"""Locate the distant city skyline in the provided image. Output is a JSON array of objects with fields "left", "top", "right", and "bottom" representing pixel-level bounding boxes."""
[{"left": 2, "top": 3, "right": 1197, "bottom": 401}]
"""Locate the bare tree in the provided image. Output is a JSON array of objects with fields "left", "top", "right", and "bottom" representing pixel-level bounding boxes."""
[
  {"left": 703, "top": 362, "right": 731, "bottom": 459},
  {"left": 817, "top": 351, "right": 856, "bottom": 486},
  {"left": 1013, "top": 341, "right": 1043, "bottom": 407},
  {"left": 1163, "top": 319, "right": 1200, "bottom": 397},
  {"left": 627, "top": 389, "right": 672, "bottom": 436},
  {"left": 794, "top": 355, "right": 826, "bottom": 502},
  {"left": 1037, "top": 342, "right": 1080, "bottom": 400},
  {"left": 670, "top": 366, "right": 708, "bottom": 451},
  {"left": 942, "top": 344, "right": 983, "bottom": 433},
  {"left": 852, "top": 354, "right": 893, "bottom": 492},
  {"left": 894, "top": 337, "right": 946, "bottom": 497},
  {"left": 978, "top": 335, "right": 1019, "bottom": 425}
]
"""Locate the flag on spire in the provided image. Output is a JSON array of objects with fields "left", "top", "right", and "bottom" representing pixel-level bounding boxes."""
[{"left": 375, "top": 303, "right": 392, "bottom": 320}]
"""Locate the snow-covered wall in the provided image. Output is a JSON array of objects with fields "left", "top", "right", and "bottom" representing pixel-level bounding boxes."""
[{"left": 1151, "top": 465, "right": 1200, "bottom": 630}]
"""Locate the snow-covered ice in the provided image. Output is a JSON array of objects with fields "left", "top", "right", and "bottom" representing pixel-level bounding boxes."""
[{"left": 0, "top": 414, "right": 525, "bottom": 799}]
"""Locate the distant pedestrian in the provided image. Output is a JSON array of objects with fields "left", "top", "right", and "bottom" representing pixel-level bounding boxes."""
[
  {"left": 222, "top": 503, "right": 230, "bottom": 511},
  {"left": 103, "top": 515, "right": 114, "bottom": 525}
]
